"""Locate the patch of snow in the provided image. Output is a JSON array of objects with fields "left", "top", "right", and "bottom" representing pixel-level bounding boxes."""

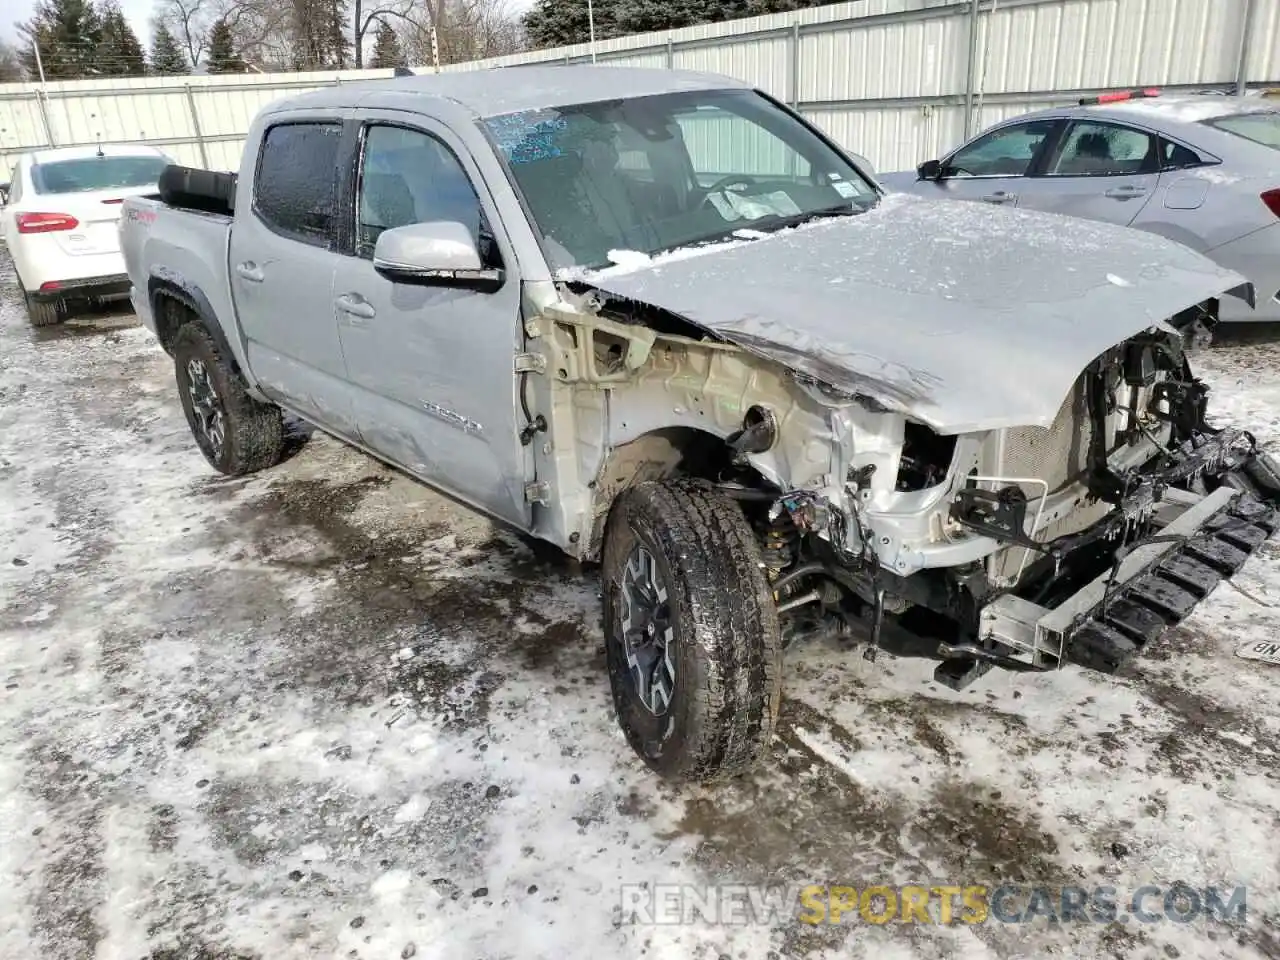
[
  {"left": 1186, "top": 166, "right": 1243, "bottom": 185},
  {"left": 1109, "top": 96, "right": 1240, "bottom": 124},
  {"left": 393, "top": 794, "right": 431, "bottom": 823},
  {"left": 605, "top": 248, "right": 652, "bottom": 269}
]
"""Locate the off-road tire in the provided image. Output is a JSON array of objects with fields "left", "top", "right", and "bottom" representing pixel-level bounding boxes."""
[
  {"left": 25, "top": 292, "right": 63, "bottom": 327},
  {"left": 172, "top": 322, "right": 286, "bottom": 476},
  {"left": 602, "top": 478, "right": 783, "bottom": 781}
]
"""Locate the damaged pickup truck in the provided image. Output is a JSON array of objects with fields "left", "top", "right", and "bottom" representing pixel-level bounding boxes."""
[{"left": 120, "top": 66, "right": 1280, "bottom": 782}]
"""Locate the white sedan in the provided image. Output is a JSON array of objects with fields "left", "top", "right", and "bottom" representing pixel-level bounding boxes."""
[{"left": 1, "top": 143, "right": 172, "bottom": 326}]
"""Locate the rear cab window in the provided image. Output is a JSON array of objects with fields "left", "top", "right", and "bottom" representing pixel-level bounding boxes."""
[
  {"left": 1204, "top": 112, "right": 1280, "bottom": 150},
  {"left": 253, "top": 121, "right": 344, "bottom": 247},
  {"left": 31, "top": 155, "right": 168, "bottom": 194}
]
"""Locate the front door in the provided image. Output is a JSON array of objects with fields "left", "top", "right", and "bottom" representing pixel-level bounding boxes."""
[
  {"left": 227, "top": 116, "right": 358, "bottom": 439},
  {"left": 1016, "top": 119, "right": 1162, "bottom": 226},
  {"left": 916, "top": 118, "right": 1062, "bottom": 208},
  {"left": 332, "top": 116, "right": 532, "bottom": 528}
]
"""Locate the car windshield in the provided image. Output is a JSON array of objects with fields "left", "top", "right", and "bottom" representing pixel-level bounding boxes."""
[
  {"left": 482, "top": 88, "right": 878, "bottom": 272},
  {"left": 1203, "top": 111, "right": 1280, "bottom": 150},
  {"left": 31, "top": 155, "right": 168, "bottom": 194}
]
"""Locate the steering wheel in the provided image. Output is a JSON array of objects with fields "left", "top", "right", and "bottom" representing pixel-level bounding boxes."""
[{"left": 696, "top": 174, "right": 760, "bottom": 210}]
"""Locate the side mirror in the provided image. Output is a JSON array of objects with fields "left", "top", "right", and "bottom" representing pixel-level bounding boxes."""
[
  {"left": 0, "top": 182, "right": 9, "bottom": 205},
  {"left": 372, "top": 220, "right": 503, "bottom": 293},
  {"left": 916, "top": 159, "right": 943, "bottom": 181}
]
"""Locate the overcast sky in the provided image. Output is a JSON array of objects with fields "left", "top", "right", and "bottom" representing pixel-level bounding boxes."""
[{"left": 5, "top": 0, "right": 533, "bottom": 47}]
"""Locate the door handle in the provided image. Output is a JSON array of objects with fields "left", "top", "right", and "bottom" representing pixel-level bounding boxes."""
[
  {"left": 1105, "top": 186, "right": 1146, "bottom": 199},
  {"left": 235, "top": 261, "right": 264, "bottom": 282},
  {"left": 335, "top": 293, "right": 376, "bottom": 320},
  {"left": 980, "top": 191, "right": 1015, "bottom": 204}
]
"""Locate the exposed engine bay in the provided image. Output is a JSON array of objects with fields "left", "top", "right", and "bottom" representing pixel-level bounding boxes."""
[{"left": 531, "top": 282, "right": 1280, "bottom": 691}]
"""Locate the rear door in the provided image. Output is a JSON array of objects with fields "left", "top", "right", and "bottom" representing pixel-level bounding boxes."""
[
  {"left": 228, "top": 116, "right": 359, "bottom": 438},
  {"left": 331, "top": 113, "right": 532, "bottom": 528},
  {"left": 915, "top": 119, "right": 1062, "bottom": 207},
  {"left": 1017, "top": 119, "right": 1162, "bottom": 225}
]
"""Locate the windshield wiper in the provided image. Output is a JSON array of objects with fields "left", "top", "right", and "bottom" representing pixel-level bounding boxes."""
[
  {"left": 682, "top": 201, "right": 868, "bottom": 251},
  {"left": 570, "top": 200, "right": 873, "bottom": 274},
  {"left": 744, "top": 201, "right": 869, "bottom": 233}
]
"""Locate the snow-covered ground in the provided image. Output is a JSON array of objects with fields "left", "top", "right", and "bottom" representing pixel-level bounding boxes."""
[{"left": 2, "top": 256, "right": 1279, "bottom": 960}]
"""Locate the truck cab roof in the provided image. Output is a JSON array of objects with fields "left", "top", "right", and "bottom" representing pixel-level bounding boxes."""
[{"left": 266, "top": 65, "right": 753, "bottom": 120}]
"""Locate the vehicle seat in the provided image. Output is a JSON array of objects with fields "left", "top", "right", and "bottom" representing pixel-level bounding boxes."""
[
  {"left": 578, "top": 138, "right": 648, "bottom": 248},
  {"left": 1063, "top": 132, "right": 1116, "bottom": 174},
  {"left": 518, "top": 149, "right": 643, "bottom": 265}
]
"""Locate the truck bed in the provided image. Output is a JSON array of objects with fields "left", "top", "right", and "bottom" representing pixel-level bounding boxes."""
[{"left": 120, "top": 193, "right": 235, "bottom": 348}]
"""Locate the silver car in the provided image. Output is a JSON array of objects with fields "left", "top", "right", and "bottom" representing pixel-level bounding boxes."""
[{"left": 880, "top": 91, "right": 1280, "bottom": 322}]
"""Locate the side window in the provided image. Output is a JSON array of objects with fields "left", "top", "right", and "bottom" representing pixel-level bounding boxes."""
[
  {"left": 356, "top": 124, "right": 494, "bottom": 263},
  {"left": 253, "top": 121, "right": 342, "bottom": 246},
  {"left": 7, "top": 166, "right": 20, "bottom": 202},
  {"left": 945, "top": 120, "right": 1058, "bottom": 177},
  {"left": 1048, "top": 121, "right": 1157, "bottom": 177},
  {"left": 1159, "top": 138, "right": 1205, "bottom": 171}
]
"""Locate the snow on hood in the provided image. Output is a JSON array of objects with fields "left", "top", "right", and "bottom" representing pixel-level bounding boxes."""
[{"left": 579, "top": 194, "right": 1251, "bottom": 434}]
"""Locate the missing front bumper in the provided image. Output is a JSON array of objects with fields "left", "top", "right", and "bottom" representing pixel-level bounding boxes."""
[
  {"left": 1065, "top": 488, "right": 1277, "bottom": 673},
  {"left": 938, "top": 448, "right": 1280, "bottom": 688}
]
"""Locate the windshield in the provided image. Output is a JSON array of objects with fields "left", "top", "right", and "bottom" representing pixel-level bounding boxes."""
[
  {"left": 32, "top": 155, "right": 169, "bottom": 195},
  {"left": 1203, "top": 111, "right": 1280, "bottom": 150},
  {"left": 483, "top": 89, "right": 878, "bottom": 272}
]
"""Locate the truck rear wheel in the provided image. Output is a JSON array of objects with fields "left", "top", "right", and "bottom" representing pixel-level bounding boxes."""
[
  {"left": 601, "top": 479, "right": 782, "bottom": 781},
  {"left": 172, "top": 322, "right": 285, "bottom": 476}
]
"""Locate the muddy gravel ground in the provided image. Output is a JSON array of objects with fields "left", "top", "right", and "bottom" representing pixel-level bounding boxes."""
[{"left": 2, "top": 255, "right": 1280, "bottom": 960}]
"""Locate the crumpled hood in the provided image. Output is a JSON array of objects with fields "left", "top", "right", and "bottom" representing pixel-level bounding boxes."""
[{"left": 582, "top": 193, "right": 1251, "bottom": 434}]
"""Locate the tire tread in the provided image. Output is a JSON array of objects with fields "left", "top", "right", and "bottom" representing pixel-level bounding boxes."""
[
  {"left": 604, "top": 478, "right": 782, "bottom": 781},
  {"left": 172, "top": 322, "right": 286, "bottom": 476}
]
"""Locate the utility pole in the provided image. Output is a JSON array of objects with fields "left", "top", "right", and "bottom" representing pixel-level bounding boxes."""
[
  {"left": 587, "top": 0, "right": 597, "bottom": 62},
  {"left": 32, "top": 38, "right": 47, "bottom": 84}
]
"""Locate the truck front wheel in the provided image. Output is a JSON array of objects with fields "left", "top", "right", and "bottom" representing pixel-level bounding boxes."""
[
  {"left": 172, "top": 322, "right": 285, "bottom": 476},
  {"left": 601, "top": 479, "right": 783, "bottom": 781}
]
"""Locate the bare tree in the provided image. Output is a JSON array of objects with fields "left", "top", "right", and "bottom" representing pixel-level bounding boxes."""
[
  {"left": 154, "top": 0, "right": 215, "bottom": 66},
  {"left": 369, "top": 0, "right": 520, "bottom": 69},
  {"left": 352, "top": 0, "right": 436, "bottom": 68},
  {"left": 220, "top": 0, "right": 295, "bottom": 70},
  {"left": 442, "top": 0, "right": 523, "bottom": 61},
  {"left": 0, "top": 39, "right": 26, "bottom": 81},
  {"left": 154, "top": 0, "right": 293, "bottom": 71}
]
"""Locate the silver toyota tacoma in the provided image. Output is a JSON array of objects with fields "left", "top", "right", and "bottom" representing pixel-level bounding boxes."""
[{"left": 120, "top": 67, "right": 1280, "bottom": 782}]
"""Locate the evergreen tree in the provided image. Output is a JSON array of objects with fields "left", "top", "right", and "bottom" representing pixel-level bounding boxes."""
[
  {"left": 149, "top": 22, "right": 189, "bottom": 75},
  {"left": 96, "top": 0, "right": 146, "bottom": 76},
  {"left": 522, "top": 0, "right": 619, "bottom": 50},
  {"left": 205, "top": 17, "right": 241, "bottom": 73},
  {"left": 614, "top": 0, "right": 704, "bottom": 36},
  {"left": 289, "top": 0, "right": 351, "bottom": 70},
  {"left": 369, "top": 20, "right": 404, "bottom": 69},
  {"left": 522, "top": 0, "right": 843, "bottom": 48},
  {"left": 19, "top": 0, "right": 102, "bottom": 80}
]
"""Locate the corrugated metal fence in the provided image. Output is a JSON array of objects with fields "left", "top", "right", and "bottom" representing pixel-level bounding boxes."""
[{"left": 2, "top": 0, "right": 1278, "bottom": 177}]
